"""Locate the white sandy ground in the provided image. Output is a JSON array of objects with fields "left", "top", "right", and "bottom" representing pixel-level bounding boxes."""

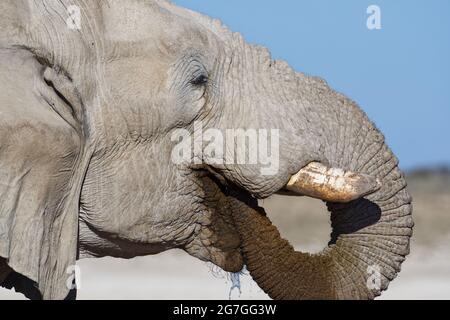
[{"left": 1, "top": 243, "right": 449, "bottom": 300}]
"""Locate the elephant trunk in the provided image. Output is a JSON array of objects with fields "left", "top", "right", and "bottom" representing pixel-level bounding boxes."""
[{"left": 230, "top": 102, "right": 413, "bottom": 299}]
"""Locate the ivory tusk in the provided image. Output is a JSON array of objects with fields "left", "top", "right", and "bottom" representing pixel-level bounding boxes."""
[{"left": 285, "top": 162, "right": 381, "bottom": 203}]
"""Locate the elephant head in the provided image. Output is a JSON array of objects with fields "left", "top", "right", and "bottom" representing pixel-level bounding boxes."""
[{"left": 0, "top": 0, "right": 412, "bottom": 299}]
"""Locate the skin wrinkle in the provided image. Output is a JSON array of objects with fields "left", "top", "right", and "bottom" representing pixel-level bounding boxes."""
[
  {"left": 339, "top": 99, "right": 351, "bottom": 168},
  {"left": 329, "top": 248, "right": 365, "bottom": 299},
  {"left": 363, "top": 144, "right": 390, "bottom": 175},
  {"left": 349, "top": 242, "right": 398, "bottom": 278}
]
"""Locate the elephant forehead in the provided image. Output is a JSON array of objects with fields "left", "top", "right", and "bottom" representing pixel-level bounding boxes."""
[
  {"left": 100, "top": 1, "right": 209, "bottom": 52},
  {"left": 102, "top": 2, "right": 166, "bottom": 42}
]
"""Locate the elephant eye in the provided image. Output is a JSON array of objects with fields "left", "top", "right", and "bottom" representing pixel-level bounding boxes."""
[{"left": 190, "top": 74, "right": 208, "bottom": 86}]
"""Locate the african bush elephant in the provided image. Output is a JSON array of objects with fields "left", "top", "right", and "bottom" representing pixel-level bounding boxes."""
[{"left": 0, "top": 0, "right": 413, "bottom": 300}]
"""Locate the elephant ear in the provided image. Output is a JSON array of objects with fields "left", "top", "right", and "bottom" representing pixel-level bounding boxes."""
[{"left": 0, "top": 48, "right": 87, "bottom": 299}]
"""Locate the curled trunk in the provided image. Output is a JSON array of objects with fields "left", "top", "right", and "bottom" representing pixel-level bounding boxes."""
[{"left": 231, "top": 120, "right": 413, "bottom": 299}]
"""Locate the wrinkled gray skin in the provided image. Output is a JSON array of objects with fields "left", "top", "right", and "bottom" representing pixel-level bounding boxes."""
[{"left": 0, "top": 0, "right": 413, "bottom": 299}]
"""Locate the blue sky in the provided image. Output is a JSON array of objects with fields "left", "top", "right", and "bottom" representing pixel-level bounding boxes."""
[{"left": 173, "top": 0, "right": 450, "bottom": 170}]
